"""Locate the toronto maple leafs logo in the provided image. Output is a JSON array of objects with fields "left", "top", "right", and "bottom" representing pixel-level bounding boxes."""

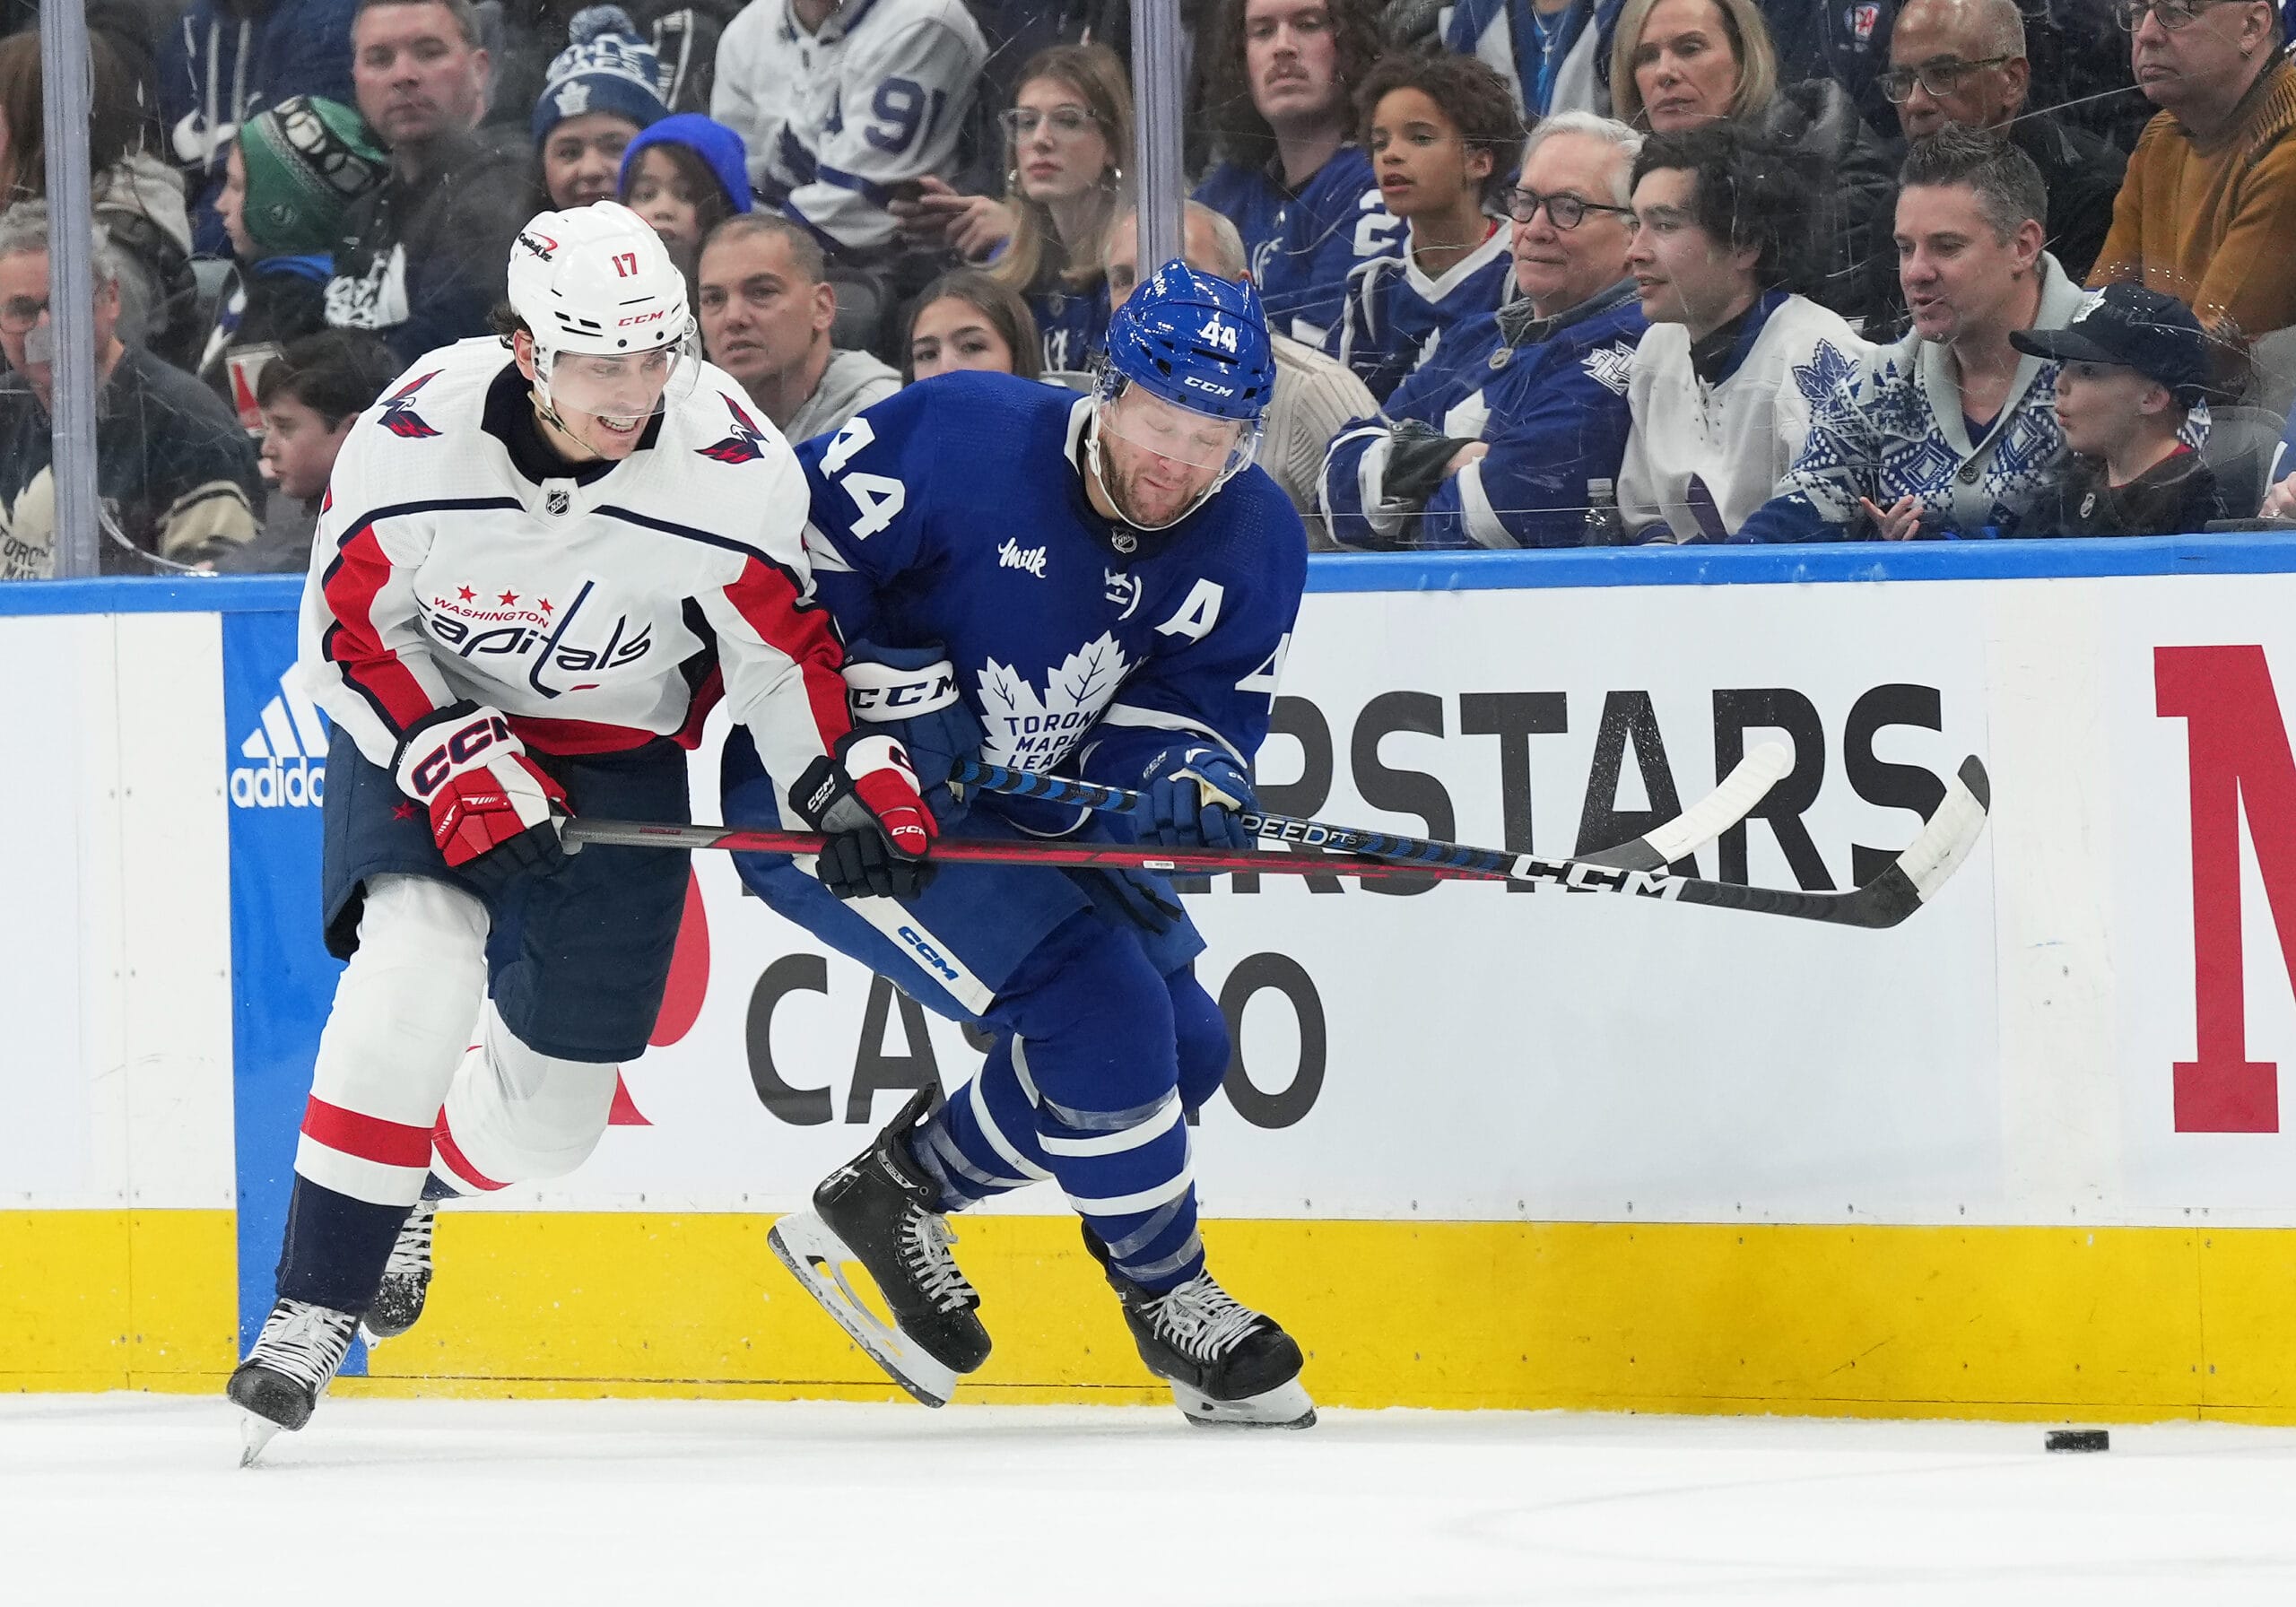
[
  {"left": 1581, "top": 341, "right": 1635, "bottom": 397},
  {"left": 1791, "top": 339, "right": 1859, "bottom": 407},
  {"left": 975, "top": 634, "right": 1135, "bottom": 770},
  {"left": 377, "top": 370, "right": 443, "bottom": 439},
  {"left": 697, "top": 393, "right": 770, "bottom": 465}
]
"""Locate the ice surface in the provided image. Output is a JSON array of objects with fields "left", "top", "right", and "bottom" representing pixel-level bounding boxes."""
[{"left": 9, "top": 1396, "right": 2296, "bottom": 1605}]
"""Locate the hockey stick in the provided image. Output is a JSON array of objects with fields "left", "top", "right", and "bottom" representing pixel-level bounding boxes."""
[
  {"left": 946, "top": 741, "right": 1795, "bottom": 873},
  {"left": 561, "top": 755, "right": 1987, "bottom": 930}
]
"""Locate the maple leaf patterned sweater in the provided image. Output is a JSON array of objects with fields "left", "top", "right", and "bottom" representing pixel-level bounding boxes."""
[{"left": 1735, "top": 252, "right": 2095, "bottom": 542}]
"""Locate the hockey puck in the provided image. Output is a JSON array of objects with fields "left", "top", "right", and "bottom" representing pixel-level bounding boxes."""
[{"left": 2044, "top": 1429, "right": 2109, "bottom": 1454}]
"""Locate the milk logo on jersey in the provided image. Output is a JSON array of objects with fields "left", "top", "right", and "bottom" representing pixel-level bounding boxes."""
[
  {"left": 998, "top": 537, "right": 1048, "bottom": 578},
  {"left": 377, "top": 369, "right": 444, "bottom": 439},
  {"left": 231, "top": 671, "right": 329, "bottom": 808},
  {"left": 417, "top": 573, "right": 653, "bottom": 694},
  {"left": 698, "top": 393, "right": 771, "bottom": 465},
  {"left": 976, "top": 632, "right": 1135, "bottom": 769}
]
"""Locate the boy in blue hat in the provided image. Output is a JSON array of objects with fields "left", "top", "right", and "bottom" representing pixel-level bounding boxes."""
[
  {"left": 2012, "top": 283, "right": 2224, "bottom": 538},
  {"left": 532, "top": 4, "right": 671, "bottom": 210}
]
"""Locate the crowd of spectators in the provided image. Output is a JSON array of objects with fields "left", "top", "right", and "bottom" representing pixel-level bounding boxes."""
[{"left": 4, "top": 0, "right": 2296, "bottom": 577}]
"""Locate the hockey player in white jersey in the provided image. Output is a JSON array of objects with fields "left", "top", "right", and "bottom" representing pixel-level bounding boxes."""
[
  {"left": 227, "top": 202, "right": 936, "bottom": 1463},
  {"left": 711, "top": 0, "right": 987, "bottom": 260}
]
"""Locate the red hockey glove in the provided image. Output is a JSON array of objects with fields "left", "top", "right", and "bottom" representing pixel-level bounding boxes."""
[
  {"left": 789, "top": 734, "right": 938, "bottom": 900},
  {"left": 393, "top": 703, "right": 570, "bottom": 876}
]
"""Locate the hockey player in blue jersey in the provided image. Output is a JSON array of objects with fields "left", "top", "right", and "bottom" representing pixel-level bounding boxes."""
[{"left": 735, "top": 262, "right": 1318, "bottom": 1428}]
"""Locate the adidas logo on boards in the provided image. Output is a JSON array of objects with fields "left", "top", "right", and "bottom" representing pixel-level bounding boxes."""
[{"left": 231, "top": 673, "right": 329, "bottom": 809}]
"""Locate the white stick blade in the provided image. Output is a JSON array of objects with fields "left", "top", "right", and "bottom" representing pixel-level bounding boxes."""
[
  {"left": 1639, "top": 740, "right": 1794, "bottom": 864},
  {"left": 1896, "top": 759, "right": 1991, "bottom": 904}
]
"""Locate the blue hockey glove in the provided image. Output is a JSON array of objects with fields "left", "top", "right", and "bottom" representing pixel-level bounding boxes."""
[
  {"left": 1141, "top": 745, "right": 1257, "bottom": 851},
  {"left": 842, "top": 641, "right": 984, "bottom": 825},
  {"left": 1068, "top": 865, "right": 1185, "bottom": 936}
]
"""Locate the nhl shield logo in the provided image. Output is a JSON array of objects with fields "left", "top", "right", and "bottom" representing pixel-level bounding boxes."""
[{"left": 546, "top": 487, "right": 571, "bottom": 516}]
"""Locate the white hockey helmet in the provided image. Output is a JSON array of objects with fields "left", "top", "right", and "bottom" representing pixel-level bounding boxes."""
[{"left": 506, "top": 201, "right": 699, "bottom": 421}]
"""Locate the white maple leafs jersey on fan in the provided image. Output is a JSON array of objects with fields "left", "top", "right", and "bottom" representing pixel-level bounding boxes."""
[
  {"left": 793, "top": 371, "right": 1308, "bottom": 819},
  {"left": 296, "top": 336, "right": 855, "bottom": 788},
  {"left": 710, "top": 0, "right": 987, "bottom": 256}
]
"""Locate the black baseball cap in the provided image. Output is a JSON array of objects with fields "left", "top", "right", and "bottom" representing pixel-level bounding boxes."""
[{"left": 2011, "top": 282, "right": 2209, "bottom": 405}]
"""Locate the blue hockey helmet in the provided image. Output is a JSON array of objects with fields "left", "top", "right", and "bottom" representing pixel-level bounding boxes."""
[{"left": 1101, "top": 261, "right": 1275, "bottom": 424}]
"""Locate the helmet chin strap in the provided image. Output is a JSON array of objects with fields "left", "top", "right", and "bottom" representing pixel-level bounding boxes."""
[{"left": 528, "top": 343, "right": 582, "bottom": 441}]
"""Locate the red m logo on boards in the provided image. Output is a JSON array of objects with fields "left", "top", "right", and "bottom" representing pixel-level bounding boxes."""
[{"left": 2156, "top": 645, "right": 2296, "bottom": 1132}]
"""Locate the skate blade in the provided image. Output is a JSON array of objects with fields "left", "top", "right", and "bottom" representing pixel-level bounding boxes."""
[
  {"left": 1170, "top": 1377, "right": 1318, "bottom": 1430},
  {"left": 768, "top": 1212, "right": 959, "bottom": 1409},
  {"left": 237, "top": 1410, "right": 284, "bottom": 1467}
]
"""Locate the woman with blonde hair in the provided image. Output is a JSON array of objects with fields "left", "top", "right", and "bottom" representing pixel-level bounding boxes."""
[
  {"left": 1607, "top": 0, "right": 1895, "bottom": 332},
  {"left": 891, "top": 44, "right": 1132, "bottom": 373}
]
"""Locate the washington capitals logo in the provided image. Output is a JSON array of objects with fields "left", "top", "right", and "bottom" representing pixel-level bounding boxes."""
[
  {"left": 378, "top": 370, "right": 443, "bottom": 439},
  {"left": 697, "top": 393, "right": 770, "bottom": 465}
]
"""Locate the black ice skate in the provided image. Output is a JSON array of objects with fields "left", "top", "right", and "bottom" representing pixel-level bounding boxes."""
[
  {"left": 1085, "top": 1225, "right": 1317, "bottom": 1429},
  {"left": 363, "top": 1195, "right": 438, "bottom": 1342},
  {"left": 769, "top": 1085, "right": 990, "bottom": 1407},
  {"left": 228, "top": 1298, "right": 360, "bottom": 1465}
]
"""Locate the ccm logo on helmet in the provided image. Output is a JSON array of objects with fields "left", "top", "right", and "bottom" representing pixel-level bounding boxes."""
[
  {"left": 1182, "top": 375, "right": 1237, "bottom": 397},
  {"left": 618, "top": 310, "right": 666, "bottom": 327}
]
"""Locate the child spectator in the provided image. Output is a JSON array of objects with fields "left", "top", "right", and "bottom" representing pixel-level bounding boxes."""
[
  {"left": 2010, "top": 282, "right": 2225, "bottom": 535},
  {"left": 711, "top": 0, "right": 988, "bottom": 263},
  {"left": 1195, "top": 0, "right": 1403, "bottom": 343},
  {"left": 220, "top": 329, "right": 405, "bottom": 572},
  {"left": 533, "top": 5, "right": 672, "bottom": 210},
  {"left": 1331, "top": 52, "right": 1522, "bottom": 401},
  {"left": 1321, "top": 111, "right": 1648, "bottom": 549},
  {"left": 619, "top": 114, "right": 752, "bottom": 294},
  {"left": 159, "top": 0, "right": 360, "bottom": 259},
  {"left": 200, "top": 98, "right": 389, "bottom": 431},
  {"left": 903, "top": 269, "right": 1046, "bottom": 382},
  {"left": 1609, "top": 0, "right": 1898, "bottom": 331},
  {"left": 1618, "top": 126, "right": 1864, "bottom": 540},
  {"left": 1737, "top": 128, "right": 2089, "bottom": 541}
]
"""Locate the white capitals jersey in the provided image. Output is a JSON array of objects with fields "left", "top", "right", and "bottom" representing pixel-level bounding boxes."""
[
  {"left": 297, "top": 336, "right": 853, "bottom": 791},
  {"left": 711, "top": 0, "right": 986, "bottom": 256}
]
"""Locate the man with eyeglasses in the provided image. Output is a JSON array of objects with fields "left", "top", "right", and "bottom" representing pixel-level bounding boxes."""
[
  {"left": 1320, "top": 111, "right": 1648, "bottom": 549},
  {"left": 0, "top": 204, "right": 260, "bottom": 579},
  {"left": 2090, "top": 0, "right": 2296, "bottom": 378},
  {"left": 1881, "top": 0, "right": 2125, "bottom": 283},
  {"left": 713, "top": 0, "right": 988, "bottom": 263}
]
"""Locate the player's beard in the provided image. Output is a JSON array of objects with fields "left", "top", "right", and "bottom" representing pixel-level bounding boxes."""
[{"left": 1099, "top": 446, "right": 1217, "bottom": 531}]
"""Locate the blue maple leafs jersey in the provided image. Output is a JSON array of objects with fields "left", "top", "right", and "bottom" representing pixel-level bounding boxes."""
[
  {"left": 792, "top": 372, "right": 1308, "bottom": 821},
  {"left": 1330, "top": 222, "right": 1517, "bottom": 402},
  {"left": 1193, "top": 147, "right": 1405, "bottom": 346}
]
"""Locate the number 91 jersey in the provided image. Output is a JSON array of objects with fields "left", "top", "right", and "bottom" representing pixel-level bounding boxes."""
[{"left": 796, "top": 371, "right": 1309, "bottom": 814}]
